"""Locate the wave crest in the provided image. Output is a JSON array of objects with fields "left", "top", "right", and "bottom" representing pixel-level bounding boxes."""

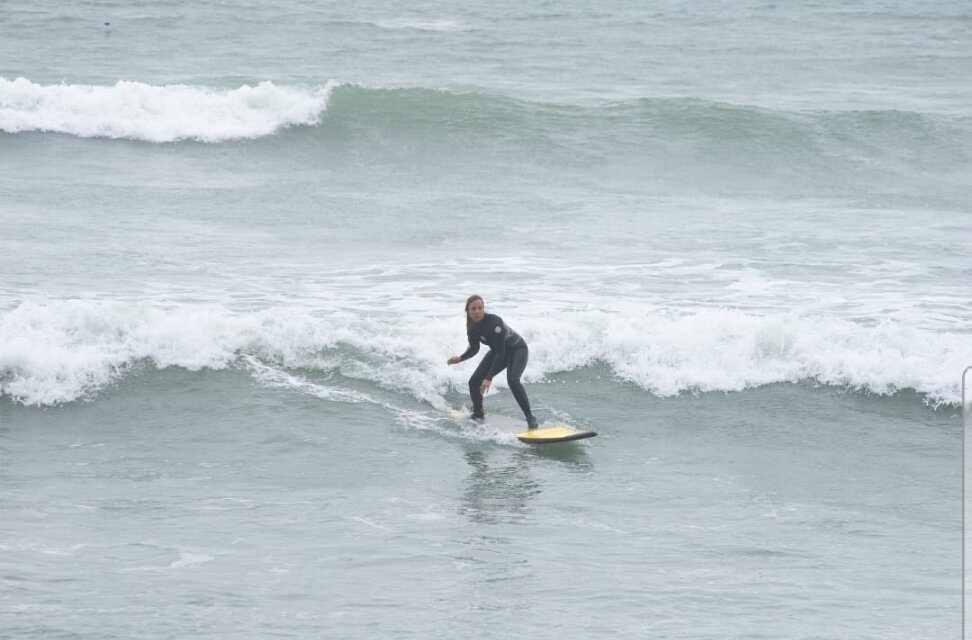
[{"left": 0, "top": 77, "right": 335, "bottom": 142}]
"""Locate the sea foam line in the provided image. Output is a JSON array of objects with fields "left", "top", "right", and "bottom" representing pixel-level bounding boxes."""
[
  {"left": 0, "top": 77, "right": 336, "bottom": 142},
  {"left": 0, "top": 299, "right": 967, "bottom": 408}
]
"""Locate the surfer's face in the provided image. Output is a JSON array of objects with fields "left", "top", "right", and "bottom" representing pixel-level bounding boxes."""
[{"left": 467, "top": 299, "right": 485, "bottom": 323}]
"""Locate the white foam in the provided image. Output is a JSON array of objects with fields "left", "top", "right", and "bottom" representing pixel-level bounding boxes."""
[
  {"left": 1, "top": 298, "right": 967, "bottom": 408},
  {"left": 526, "top": 308, "right": 967, "bottom": 406},
  {"left": 373, "top": 18, "right": 467, "bottom": 32},
  {"left": 0, "top": 300, "right": 332, "bottom": 405},
  {"left": 0, "top": 77, "right": 335, "bottom": 142},
  {"left": 243, "top": 356, "right": 375, "bottom": 405}
]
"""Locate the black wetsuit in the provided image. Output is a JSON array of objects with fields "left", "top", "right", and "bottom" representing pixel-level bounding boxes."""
[{"left": 458, "top": 313, "right": 534, "bottom": 422}]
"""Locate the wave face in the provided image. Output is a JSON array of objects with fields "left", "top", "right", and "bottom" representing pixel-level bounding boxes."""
[
  {"left": 0, "top": 77, "right": 335, "bottom": 142},
  {"left": 320, "top": 86, "right": 971, "bottom": 194},
  {"left": 1, "top": 299, "right": 966, "bottom": 409}
]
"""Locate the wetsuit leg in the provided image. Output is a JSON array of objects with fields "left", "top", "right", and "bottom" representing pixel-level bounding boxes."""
[
  {"left": 506, "top": 346, "right": 534, "bottom": 424},
  {"left": 468, "top": 351, "right": 498, "bottom": 418}
]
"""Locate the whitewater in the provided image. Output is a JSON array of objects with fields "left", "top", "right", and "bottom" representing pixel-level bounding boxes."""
[
  {"left": 1, "top": 295, "right": 969, "bottom": 409},
  {"left": 0, "top": 77, "right": 335, "bottom": 142}
]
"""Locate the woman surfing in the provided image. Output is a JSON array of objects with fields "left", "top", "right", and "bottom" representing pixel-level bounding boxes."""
[{"left": 447, "top": 295, "right": 538, "bottom": 429}]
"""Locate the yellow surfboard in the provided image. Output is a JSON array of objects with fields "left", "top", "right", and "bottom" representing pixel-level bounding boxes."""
[{"left": 516, "top": 426, "right": 597, "bottom": 444}]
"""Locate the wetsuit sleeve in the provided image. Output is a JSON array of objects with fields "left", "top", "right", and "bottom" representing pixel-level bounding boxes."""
[{"left": 458, "top": 332, "right": 479, "bottom": 361}]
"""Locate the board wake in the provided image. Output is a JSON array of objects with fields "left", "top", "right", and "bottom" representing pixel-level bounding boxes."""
[{"left": 448, "top": 410, "right": 596, "bottom": 444}]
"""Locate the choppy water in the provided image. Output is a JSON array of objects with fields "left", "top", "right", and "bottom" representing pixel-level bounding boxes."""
[{"left": 1, "top": 1, "right": 969, "bottom": 637}]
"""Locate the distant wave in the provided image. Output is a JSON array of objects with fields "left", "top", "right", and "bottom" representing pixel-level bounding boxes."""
[
  {"left": 4, "top": 77, "right": 969, "bottom": 169},
  {"left": 372, "top": 18, "right": 467, "bottom": 32},
  {"left": 0, "top": 77, "right": 335, "bottom": 142},
  {"left": 1, "top": 299, "right": 967, "bottom": 408}
]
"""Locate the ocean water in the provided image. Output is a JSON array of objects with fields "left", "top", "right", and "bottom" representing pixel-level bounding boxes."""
[{"left": 1, "top": 1, "right": 970, "bottom": 637}]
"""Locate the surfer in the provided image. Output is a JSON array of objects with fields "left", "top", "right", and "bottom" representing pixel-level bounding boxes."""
[{"left": 447, "top": 295, "right": 539, "bottom": 429}]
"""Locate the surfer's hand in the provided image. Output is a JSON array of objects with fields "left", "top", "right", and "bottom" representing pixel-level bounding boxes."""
[
  {"left": 447, "top": 356, "right": 461, "bottom": 365},
  {"left": 480, "top": 379, "right": 491, "bottom": 394}
]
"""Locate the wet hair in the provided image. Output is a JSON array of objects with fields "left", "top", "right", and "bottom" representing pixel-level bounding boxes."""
[{"left": 465, "top": 294, "right": 484, "bottom": 331}]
